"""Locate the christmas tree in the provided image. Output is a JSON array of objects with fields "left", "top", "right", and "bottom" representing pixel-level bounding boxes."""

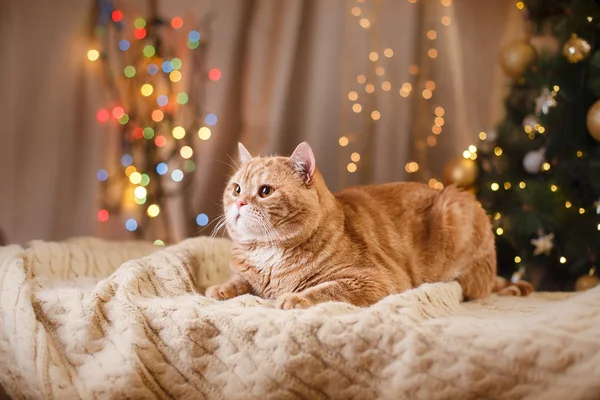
[{"left": 468, "top": 0, "right": 600, "bottom": 291}]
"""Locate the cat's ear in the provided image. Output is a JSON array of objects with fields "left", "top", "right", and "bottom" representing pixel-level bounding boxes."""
[
  {"left": 238, "top": 142, "right": 252, "bottom": 165},
  {"left": 289, "top": 142, "right": 316, "bottom": 184}
]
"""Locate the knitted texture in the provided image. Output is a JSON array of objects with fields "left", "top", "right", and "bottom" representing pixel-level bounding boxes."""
[{"left": 1, "top": 236, "right": 600, "bottom": 399}]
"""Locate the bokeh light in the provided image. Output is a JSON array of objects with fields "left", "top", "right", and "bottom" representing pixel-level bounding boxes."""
[
  {"left": 143, "top": 45, "right": 155, "bottom": 57},
  {"left": 96, "top": 109, "right": 110, "bottom": 123},
  {"left": 172, "top": 126, "right": 186, "bottom": 139},
  {"left": 129, "top": 172, "right": 142, "bottom": 184},
  {"left": 170, "top": 58, "right": 182, "bottom": 70},
  {"left": 125, "top": 219, "right": 138, "bottom": 232},
  {"left": 134, "top": 18, "right": 146, "bottom": 29},
  {"left": 147, "top": 204, "right": 160, "bottom": 218},
  {"left": 141, "top": 84, "right": 153, "bottom": 96},
  {"left": 97, "top": 209, "right": 109, "bottom": 222},
  {"left": 124, "top": 65, "right": 136, "bottom": 78},
  {"left": 171, "top": 169, "right": 184, "bottom": 182},
  {"left": 205, "top": 113, "right": 218, "bottom": 126},
  {"left": 196, "top": 213, "right": 209, "bottom": 226},
  {"left": 155, "top": 135, "right": 167, "bottom": 147},
  {"left": 112, "top": 10, "right": 123, "bottom": 22},
  {"left": 134, "top": 28, "right": 146, "bottom": 39},
  {"left": 198, "top": 127, "right": 211, "bottom": 140},
  {"left": 121, "top": 154, "right": 133, "bottom": 167},
  {"left": 176, "top": 92, "right": 188, "bottom": 104},
  {"left": 119, "top": 40, "right": 130, "bottom": 51},
  {"left": 171, "top": 17, "right": 183, "bottom": 29},
  {"left": 87, "top": 49, "right": 100, "bottom": 61},
  {"left": 134, "top": 186, "right": 147, "bottom": 199},
  {"left": 208, "top": 68, "right": 222, "bottom": 81},
  {"left": 97, "top": 169, "right": 108, "bottom": 181},
  {"left": 188, "top": 30, "right": 201, "bottom": 42},
  {"left": 156, "top": 162, "right": 168, "bottom": 175},
  {"left": 180, "top": 146, "right": 193, "bottom": 159},
  {"left": 162, "top": 61, "right": 173, "bottom": 73},
  {"left": 169, "top": 71, "right": 182, "bottom": 82},
  {"left": 157, "top": 95, "right": 168, "bottom": 107},
  {"left": 151, "top": 109, "right": 164, "bottom": 122},
  {"left": 147, "top": 63, "right": 159, "bottom": 75},
  {"left": 143, "top": 127, "right": 154, "bottom": 139}
]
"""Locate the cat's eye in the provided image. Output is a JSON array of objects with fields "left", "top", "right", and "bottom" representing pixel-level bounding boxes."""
[
  {"left": 259, "top": 185, "right": 274, "bottom": 198},
  {"left": 233, "top": 183, "right": 241, "bottom": 197}
]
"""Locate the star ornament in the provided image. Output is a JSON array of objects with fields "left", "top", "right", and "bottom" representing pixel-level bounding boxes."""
[
  {"left": 534, "top": 88, "right": 557, "bottom": 115},
  {"left": 531, "top": 232, "right": 554, "bottom": 256}
]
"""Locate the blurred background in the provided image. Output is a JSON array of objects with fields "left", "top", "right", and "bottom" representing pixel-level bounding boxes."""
[{"left": 0, "top": 0, "right": 525, "bottom": 245}]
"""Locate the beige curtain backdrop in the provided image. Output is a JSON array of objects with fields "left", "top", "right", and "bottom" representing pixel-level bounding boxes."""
[{"left": 0, "top": 0, "right": 525, "bottom": 245}]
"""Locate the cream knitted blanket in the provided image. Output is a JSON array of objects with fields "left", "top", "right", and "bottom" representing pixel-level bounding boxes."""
[{"left": 1, "top": 237, "right": 600, "bottom": 400}]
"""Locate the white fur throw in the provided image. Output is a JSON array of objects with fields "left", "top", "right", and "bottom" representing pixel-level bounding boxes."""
[{"left": 1, "top": 236, "right": 600, "bottom": 399}]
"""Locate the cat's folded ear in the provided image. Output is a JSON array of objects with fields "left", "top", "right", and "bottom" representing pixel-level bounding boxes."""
[
  {"left": 289, "top": 142, "right": 316, "bottom": 184},
  {"left": 238, "top": 142, "right": 252, "bottom": 165}
]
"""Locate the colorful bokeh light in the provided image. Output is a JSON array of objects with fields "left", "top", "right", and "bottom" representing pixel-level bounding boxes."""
[
  {"left": 171, "top": 17, "right": 183, "bottom": 29},
  {"left": 98, "top": 209, "right": 110, "bottom": 222},
  {"left": 96, "top": 108, "right": 110, "bottom": 123},
  {"left": 208, "top": 68, "right": 222, "bottom": 81}
]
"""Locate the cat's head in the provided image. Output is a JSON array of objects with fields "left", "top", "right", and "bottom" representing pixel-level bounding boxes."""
[{"left": 223, "top": 142, "right": 322, "bottom": 244}]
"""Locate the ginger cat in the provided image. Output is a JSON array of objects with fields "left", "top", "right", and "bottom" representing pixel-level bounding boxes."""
[{"left": 205, "top": 142, "right": 497, "bottom": 309}]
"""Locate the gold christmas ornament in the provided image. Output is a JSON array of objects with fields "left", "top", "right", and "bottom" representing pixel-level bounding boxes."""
[
  {"left": 563, "top": 34, "right": 591, "bottom": 63},
  {"left": 586, "top": 99, "right": 600, "bottom": 142},
  {"left": 443, "top": 158, "right": 478, "bottom": 188},
  {"left": 499, "top": 40, "right": 536, "bottom": 79},
  {"left": 575, "top": 274, "right": 600, "bottom": 291}
]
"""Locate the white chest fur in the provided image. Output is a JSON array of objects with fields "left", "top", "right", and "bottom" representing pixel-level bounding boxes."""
[{"left": 245, "top": 246, "right": 285, "bottom": 272}]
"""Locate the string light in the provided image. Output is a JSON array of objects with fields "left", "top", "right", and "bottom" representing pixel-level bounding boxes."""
[
  {"left": 359, "top": 18, "right": 370, "bottom": 28},
  {"left": 435, "top": 117, "right": 444, "bottom": 126},
  {"left": 405, "top": 162, "right": 419, "bottom": 173},
  {"left": 169, "top": 71, "right": 182, "bottom": 82},
  {"left": 352, "top": 104, "right": 363, "bottom": 113},
  {"left": 369, "top": 52, "right": 379, "bottom": 61},
  {"left": 579, "top": 208, "right": 585, "bottom": 214},
  {"left": 172, "top": 126, "right": 186, "bottom": 139},
  {"left": 171, "top": 17, "right": 183, "bottom": 29},
  {"left": 441, "top": 16, "right": 451, "bottom": 25},
  {"left": 375, "top": 66, "right": 385, "bottom": 76},
  {"left": 542, "top": 162, "right": 551, "bottom": 171},
  {"left": 516, "top": 1, "right": 525, "bottom": 10},
  {"left": 496, "top": 228, "right": 504, "bottom": 235},
  {"left": 141, "top": 84, "right": 153, "bottom": 96},
  {"left": 357, "top": 74, "right": 367, "bottom": 84},
  {"left": 494, "top": 213, "right": 501, "bottom": 220},
  {"left": 147, "top": 204, "right": 160, "bottom": 218},
  {"left": 442, "top": 0, "right": 452, "bottom": 5},
  {"left": 432, "top": 126, "right": 442, "bottom": 134},
  {"left": 565, "top": 201, "right": 572, "bottom": 208},
  {"left": 196, "top": 213, "right": 210, "bottom": 226},
  {"left": 422, "top": 89, "right": 433, "bottom": 99},
  {"left": 125, "top": 219, "right": 138, "bottom": 232},
  {"left": 365, "top": 84, "right": 375, "bottom": 93},
  {"left": 129, "top": 172, "right": 142, "bottom": 184},
  {"left": 491, "top": 183, "right": 500, "bottom": 191},
  {"left": 198, "top": 127, "right": 211, "bottom": 140},
  {"left": 559, "top": 257, "right": 567, "bottom": 264},
  {"left": 428, "top": 49, "right": 438, "bottom": 58},
  {"left": 347, "top": 163, "right": 358, "bottom": 173},
  {"left": 348, "top": 91, "right": 358, "bottom": 101},
  {"left": 514, "top": 256, "right": 522, "bottom": 263},
  {"left": 382, "top": 81, "right": 391, "bottom": 91},
  {"left": 494, "top": 147, "right": 503, "bottom": 156},
  {"left": 427, "top": 30, "right": 437, "bottom": 40},
  {"left": 427, "top": 137, "right": 437, "bottom": 147},
  {"left": 479, "top": 131, "right": 487, "bottom": 140},
  {"left": 371, "top": 110, "right": 381, "bottom": 120},
  {"left": 97, "top": 209, "right": 109, "bottom": 222},
  {"left": 134, "top": 186, "right": 147, "bottom": 199},
  {"left": 550, "top": 184, "right": 558, "bottom": 192},
  {"left": 151, "top": 110, "right": 164, "bottom": 122},
  {"left": 180, "top": 146, "right": 193, "bottom": 159},
  {"left": 339, "top": 136, "right": 349, "bottom": 146},
  {"left": 409, "top": 65, "right": 419, "bottom": 75},
  {"left": 351, "top": 7, "right": 361, "bottom": 16},
  {"left": 154, "top": 135, "right": 167, "bottom": 147},
  {"left": 384, "top": 48, "right": 394, "bottom": 57},
  {"left": 577, "top": 150, "right": 583, "bottom": 157},
  {"left": 208, "top": 68, "right": 222, "bottom": 81},
  {"left": 351, "top": 152, "right": 361, "bottom": 162},
  {"left": 519, "top": 182, "right": 526, "bottom": 189},
  {"left": 87, "top": 49, "right": 100, "bottom": 61},
  {"left": 125, "top": 166, "right": 137, "bottom": 177},
  {"left": 134, "top": 28, "right": 147, "bottom": 39}
]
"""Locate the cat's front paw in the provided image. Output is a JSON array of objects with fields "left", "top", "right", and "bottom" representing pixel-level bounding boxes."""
[
  {"left": 205, "top": 283, "right": 239, "bottom": 300},
  {"left": 275, "top": 293, "right": 313, "bottom": 310}
]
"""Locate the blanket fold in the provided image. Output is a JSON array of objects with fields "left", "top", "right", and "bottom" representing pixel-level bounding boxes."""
[{"left": 1, "top": 237, "right": 599, "bottom": 400}]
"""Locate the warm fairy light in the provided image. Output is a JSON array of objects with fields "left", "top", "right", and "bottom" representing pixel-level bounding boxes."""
[
  {"left": 208, "top": 68, "right": 222, "bottom": 81},
  {"left": 357, "top": 74, "right": 367, "bottom": 84},
  {"left": 542, "top": 162, "right": 551, "bottom": 171},
  {"left": 129, "top": 172, "right": 142, "bottom": 184},
  {"left": 422, "top": 89, "right": 433, "bottom": 99},
  {"left": 147, "top": 204, "right": 160, "bottom": 218},
  {"left": 405, "top": 162, "right": 419, "bottom": 173},
  {"left": 134, "top": 186, "right": 147, "bottom": 199},
  {"left": 516, "top": 1, "right": 525, "bottom": 10},
  {"left": 428, "top": 49, "right": 438, "bottom": 58},
  {"left": 125, "top": 166, "right": 137, "bottom": 176},
  {"left": 348, "top": 91, "right": 358, "bottom": 101},
  {"left": 339, "top": 136, "right": 349, "bottom": 146},
  {"left": 97, "top": 209, "right": 109, "bottom": 222},
  {"left": 87, "top": 49, "right": 100, "bottom": 61},
  {"left": 198, "top": 127, "right": 211, "bottom": 140},
  {"left": 598, "top": 223, "right": 600, "bottom": 231},
  {"left": 538, "top": 126, "right": 546, "bottom": 134},
  {"left": 375, "top": 66, "right": 385, "bottom": 76},
  {"left": 494, "top": 213, "right": 501, "bottom": 220},
  {"left": 427, "top": 136, "right": 437, "bottom": 147},
  {"left": 347, "top": 162, "right": 358, "bottom": 173},
  {"left": 435, "top": 107, "right": 445, "bottom": 116},
  {"left": 494, "top": 147, "right": 503, "bottom": 156},
  {"left": 351, "top": 7, "right": 361, "bottom": 16},
  {"left": 463, "top": 151, "right": 472, "bottom": 160},
  {"left": 519, "top": 182, "right": 526, "bottom": 189},
  {"left": 402, "top": 83, "right": 413, "bottom": 92},
  {"left": 491, "top": 183, "right": 500, "bottom": 191},
  {"left": 351, "top": 152, "right": 361, "bottom": 162},
  {"left": 428, "top": 178, "right": 437, "bottom": 187},
  {"left": 169, "top": 71, "right": 182, "bottom": 82},
  {"left": 559, "top": 257, "right": 567, "bottom": 264},
  {"left": 151, "top": 110, "right": 164, "bottom": 122},
  {"left": 400, "top": 89, "right": 410, "bottom": 98},
  {"left": 359, "top": 18, "right": 371, "bottom": 28},
  {"left": 141, "top": 84, "right": 153, "bottom": 96},
  {"left": 409, "top": 65, "right": 419, "bottom": 75},
  {"left": 469, "top": 153, "right": 478, "bottom": 161},
  {"left": 365, "top": 84, "right": 375, "bottom": 93},
  {"left": 441, "top": 16, "right": 451, "bottom": 26},
  {"left": 112, "top": 107, "right": 125, "bottom": 119},
  {"left": 524, "top": 125, "right": 533, "bottom": 134},
  {"left": 384, "top": 48, "right": 394, "bottom": 58},
  {"left": 496, "top": 228, "right": 504, "bottom": 235},
  {"left": 435, "top": 117, "right": 444, "bottom": 126},
  {"left": 180, "top": 146, "right": 193, "bottom": 159},
  {"left": 172, "top": 126, "right": 186, "bottom": 139},
  {"left": 171, "top": 17, "right": 183, "bottom": 29},
  {"left": 369, "top": 52, "right": 379, "bottom": 61},
  {"left": 371, "top": 110, "right": 381, "bottom": 120},
  {"left": 426, "top": 81, "right": 436, "bottom": 91},
  {"left": 514, "top": 256, "right": 522, "bottom": 263},
  {"left": 432, "top": 125, "right": 442, "bottom": 135},
  {"left": 550, "top": 184, "right": 558, "bottom": 192},
  {"left": 382, "top": 81, "right": 391, "bottom": 91},
  {"left": 352, "top": 103, "right": 363, "bottom": 113},
  {"left": 442, "top": 0, "right": 452, "bottom": 5},
  {"left": 577, "top": 150, "right": 583, "bottom": 157},
  {"left": 504, "top": 182, "right": 512, "bottom": 190},
  {"left": 478, "top": 131, "right": 488, "bottom": 140},
  {"left": 588, "top": 16, "right": 594, "bottom": 22},
  {"left": 96, "top": 109, "right": 110, "bottom": 123},
  {"left": 427, "top": 30, "right": 437, "bottom": 40},
  {"left": 565, "top": 201, "right": 572, "bottom": 208},
  {"left": 468, "top": 145, "right": 477, "bottom": 153},
  {"left": 579, "top": 208, "right": 586, "bottom": 214}
]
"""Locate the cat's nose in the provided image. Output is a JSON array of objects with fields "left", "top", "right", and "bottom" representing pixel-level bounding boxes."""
[{"left": 236, "top": 199, "right": 247, "bottom": 209}]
